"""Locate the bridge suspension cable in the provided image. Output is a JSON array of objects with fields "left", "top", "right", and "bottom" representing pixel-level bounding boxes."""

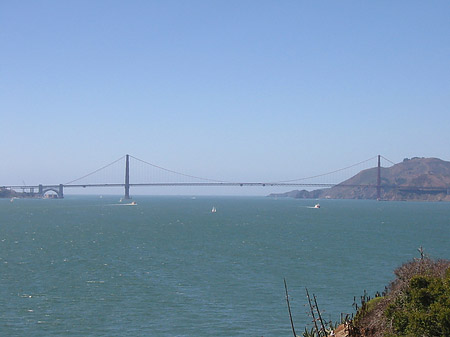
[
  {"left": 380, "top": 155, "right": 396, "bottom": 166},
  {"left": 272, "top": 155, "right": 379, "bottom": 183},
  {"left": 62, "top": 154, "right": 398, "bottom": 188},
  {"left": 64, "top": 155, "right": 126, "bottom": 185},
  {"left": 130, "top": 155, "right": 228, "bottom": 183}
]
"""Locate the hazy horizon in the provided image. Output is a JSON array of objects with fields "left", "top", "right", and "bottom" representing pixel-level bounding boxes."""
[{"left": 2, "top": 1, "right": 449, "bottom": 195}]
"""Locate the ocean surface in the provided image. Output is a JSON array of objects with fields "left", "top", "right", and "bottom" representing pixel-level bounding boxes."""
[{"left": 1, "top": 196, "right": 449, "bottom": 336}]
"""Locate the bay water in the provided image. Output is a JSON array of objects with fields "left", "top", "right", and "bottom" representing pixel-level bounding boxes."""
[{"left": 1, "top": 196, "right": 449, "bottom": 336}]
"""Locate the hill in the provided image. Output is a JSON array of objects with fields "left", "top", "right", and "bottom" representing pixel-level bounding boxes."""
[
  {"left": 0, "top": 188, "right": 20, "bottom": 198},
  {"left": 269, "top": 157, "right": 450, "bottom": 201}
]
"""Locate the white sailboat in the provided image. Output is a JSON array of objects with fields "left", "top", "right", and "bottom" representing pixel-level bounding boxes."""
[{"left": 211, "top": 206, "right": 217, "bottom": 213}]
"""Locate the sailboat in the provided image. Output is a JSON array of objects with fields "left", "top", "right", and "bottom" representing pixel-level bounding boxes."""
[{"left": 211, "top": 206, "right": 217, "bottom": 213}]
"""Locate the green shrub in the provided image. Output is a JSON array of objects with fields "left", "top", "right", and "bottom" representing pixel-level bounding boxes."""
[{"left": 384, "top": 260, "right": 450, "bottom": 337}]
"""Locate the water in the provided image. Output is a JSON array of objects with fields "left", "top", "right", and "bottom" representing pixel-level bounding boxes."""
[{"left": 1, "top": 196, "right": 449, "bottom": 336}]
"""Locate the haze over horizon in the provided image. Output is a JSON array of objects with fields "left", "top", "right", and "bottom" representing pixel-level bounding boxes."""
[{"left": 1, "top": 1, "right": 449, "bottom": 195}]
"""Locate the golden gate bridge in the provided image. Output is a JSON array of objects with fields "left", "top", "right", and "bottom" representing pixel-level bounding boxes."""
[{"left": 2, "top": 154, "right": 398, "bottom": 199}]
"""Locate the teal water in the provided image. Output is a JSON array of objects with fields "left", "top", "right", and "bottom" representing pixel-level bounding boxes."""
[{"left": 1, "top": 196, "right": 449, "bottom": 336}]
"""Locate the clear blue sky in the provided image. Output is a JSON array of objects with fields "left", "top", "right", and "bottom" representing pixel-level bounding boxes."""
[{"left": 1, "top": 1, "right": 449, "bottom": 194}]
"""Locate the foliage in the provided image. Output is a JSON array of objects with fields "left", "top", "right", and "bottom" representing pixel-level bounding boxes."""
[
  {"left": 295, "top": 254, "right": 450, "bottom": 337},
  {"left": 363, "top": 296, "right": 383, "bottom": 316},
  {"left": 348, "top": 256, "right": 450, "bottom": 337},
  {"left": 385, "top": 268, "right": 450, "bottom": 337},
  {"left": 353, "top": 291, "right": 384, "bottom": 326}
]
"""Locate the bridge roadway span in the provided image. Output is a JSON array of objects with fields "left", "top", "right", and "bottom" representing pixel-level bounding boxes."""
[
  {"left": 4, "top": 182, "right": 340, "bottom": 199},
  {"left": 4, "top": 182, "right": 448, "bottom": 199},
  {"left": 4, "top": 155, "right": 449, "bottom": 199}
]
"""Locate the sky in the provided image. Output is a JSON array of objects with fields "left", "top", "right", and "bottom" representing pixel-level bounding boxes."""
[{"left": 1, "top": 1, "right": 450, "bottom": 195}]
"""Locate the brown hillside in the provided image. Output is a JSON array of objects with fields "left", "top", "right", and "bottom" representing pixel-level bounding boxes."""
[{"left": 270, "top": 157, "right": 450, "bottom": 201}]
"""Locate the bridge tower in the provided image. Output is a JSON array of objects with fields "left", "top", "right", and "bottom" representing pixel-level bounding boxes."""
[
  {"left": 124, "top": 154, "right": 130, "bottom": 199},
  {"left": 377, "top": 155, "right": 381, "bottom": 200}
]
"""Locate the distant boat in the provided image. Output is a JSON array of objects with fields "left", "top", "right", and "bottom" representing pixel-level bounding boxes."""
[
  {"left": 123, "top": 201, "right": 137, "bottom": 206},
  {"left": 314, "top": 204, "right": 320, "bottom": 208},
  {"left": 211, "top": 206, "right": 217, "bottom": 213}
]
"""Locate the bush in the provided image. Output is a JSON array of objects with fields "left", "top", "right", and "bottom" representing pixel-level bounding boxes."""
[
  {"left": 349, "top": 257, "right": 450, "bottom": 337},
  {"left": 384, "top": 259, "right": 450, "bottom": 337}
]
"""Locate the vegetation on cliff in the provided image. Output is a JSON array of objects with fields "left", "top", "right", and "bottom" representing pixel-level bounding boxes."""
[
  {"left": 349, "top": 253, "right": 450, "bottom": 337},
  {"left": 293, "top": 252, "right": 450, "bottom": 337}
]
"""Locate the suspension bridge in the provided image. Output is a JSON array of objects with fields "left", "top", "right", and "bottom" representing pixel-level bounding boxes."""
[{"left": 2, "top": 154, "right": 398, "bottom": 199}]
